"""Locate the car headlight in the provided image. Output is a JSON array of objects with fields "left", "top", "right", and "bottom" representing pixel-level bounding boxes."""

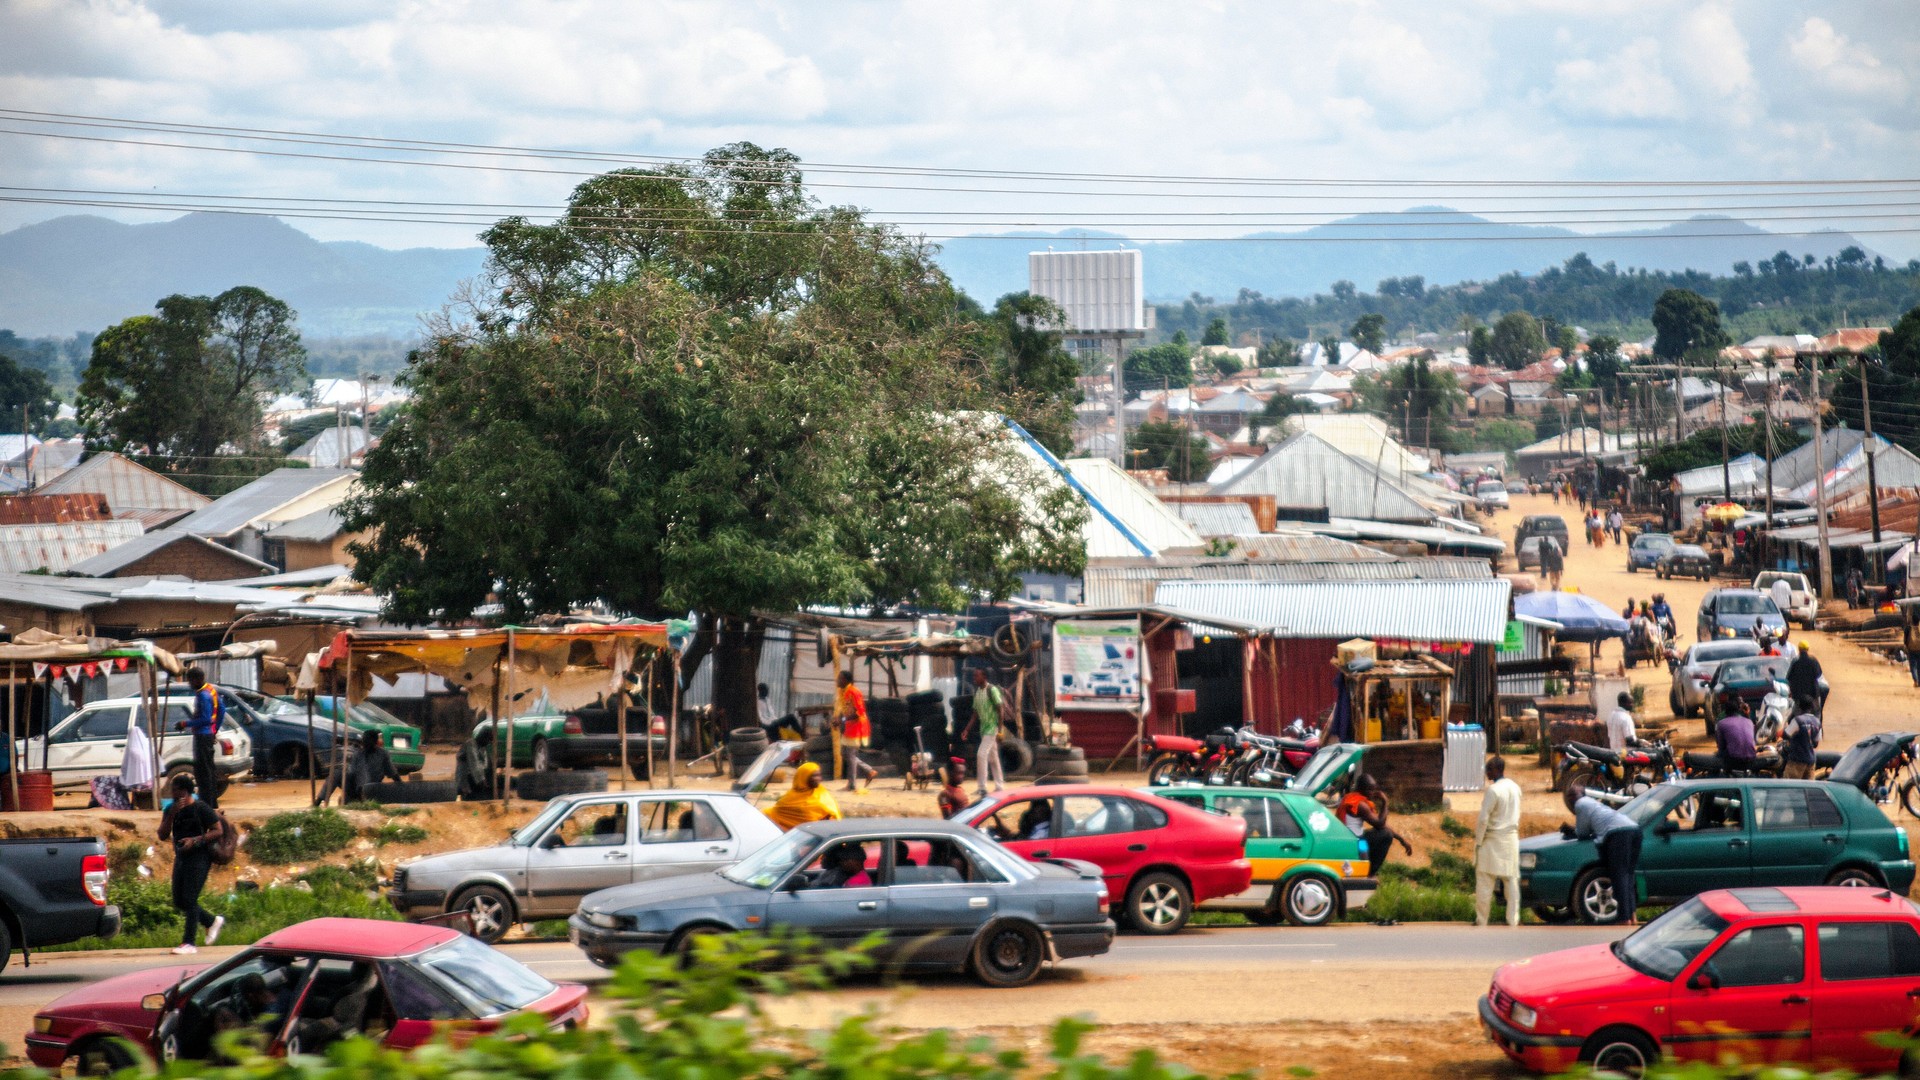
[
  {"left": 1519, "top": 852, "right": 1538, "bottom": 870},
  {"left": 1509, "top": 1003, "right": 1538, "bottom": 1030},
  {"left": 585, "top": 910, "right": 627, "bottom": 930},
  {"left": 33, "top": 1016, "right": 54, "bottom": 1034}
]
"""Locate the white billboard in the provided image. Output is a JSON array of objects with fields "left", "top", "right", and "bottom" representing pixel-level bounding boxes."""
[{"left": 1028, "top": 250, "right": 1145, "bottom": 333}]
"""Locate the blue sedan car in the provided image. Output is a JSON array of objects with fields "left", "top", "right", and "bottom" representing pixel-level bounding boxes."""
[
  {"left": 569, "top": 818, "right": 1114, "bottom": 987},
  {"left": 1625, "top": 532, "right": 1674, "bottom": 572}
]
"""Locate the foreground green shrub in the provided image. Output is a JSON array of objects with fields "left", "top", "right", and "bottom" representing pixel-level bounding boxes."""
[{"left": 247, "top": 809, "right": 355, "bottom": 864}]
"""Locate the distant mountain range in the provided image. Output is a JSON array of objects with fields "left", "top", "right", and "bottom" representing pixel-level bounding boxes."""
[{"left": 0, "top": 209, "right": 1878, "bottom": 338}]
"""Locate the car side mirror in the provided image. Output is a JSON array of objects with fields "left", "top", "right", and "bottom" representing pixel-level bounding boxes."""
[
  {"left": 141, "top": 993, "right": 167, "bottom": 1011},
  {"left": 540, "top": 834, "right": 564, "bottom": 849},
  {"left": 1687, "top": 970, "right": 1720, "bottom": 991}
]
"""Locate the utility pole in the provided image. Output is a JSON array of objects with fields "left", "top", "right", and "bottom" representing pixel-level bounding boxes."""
[
  {"left": 1810, "top": 353, "right": 1833, "bottom": 601},
  {"left": 1861, "top": 357, "right": 1883, "bottom": 545},
  {"left": 1763, "top": 363, "right": 1776, "bottom": 524},
  {"left": 1673, "top": 369, "right": 1683, "bottom": 445},
  {"left": 1716, "top": 359, "right": 1731, "bottom": 500}
]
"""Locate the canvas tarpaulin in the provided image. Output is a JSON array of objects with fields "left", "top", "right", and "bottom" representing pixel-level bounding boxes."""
[{"left": 316, "top": 625, "right": 670, "bottom": 711}]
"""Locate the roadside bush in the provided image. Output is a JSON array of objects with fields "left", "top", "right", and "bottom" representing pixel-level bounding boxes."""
[
  {"left": 1438, "top": 814, "right": 1472, "bottom": 839},
  {"left": 247, "top": 808, "right": 355, "bottom": 864},
  {"left": 45, "top": 868, "right": 398, "bottom": 953},
  {"left": 375, "top": 822, "right": 430, "bottom": 846},
  {"left": 301, "top": 860, "right": 380, "bottom": 892}
]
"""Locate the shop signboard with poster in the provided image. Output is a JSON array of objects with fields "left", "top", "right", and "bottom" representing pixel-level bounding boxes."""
[{"left": 1053, "top": 619, "right": 1147, "bottom": 711}]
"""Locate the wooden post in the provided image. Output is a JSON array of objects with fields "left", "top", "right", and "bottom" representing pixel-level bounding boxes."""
[
  {"left": 1267, "top": 638, "right": 1283, "bottom": 730},
  {"left": 146, "top": 663, "right": 161, "bottom": 808},
  {"left": 829, "top": 642, "right": 844, "bottom": 782},
  {"left": 642, "top": 654, "right": 655, "bottom": 789},
  {"left": 667, "top": 651, "right": 680, "bottom": 785},
  {"left": 504, "top": 631, "right": 516, "bottom": 806},
  {"left": 615, "top": 671, "right": 630, "bottom": 792},
  {"left": 305, "top": 690, "right": 317, "bottom": 807},
  {"left": 1240, "top": 637, "right": 1256, "bottom": 731},
  {"left": 336, "top": 647, "right": 353, "bottom": 807},
  {"left": 490, "top": 656, "right": 505, "bottom": 801},
  {"left": 5, "top": 663, "right": 16, "bottom": 812}
]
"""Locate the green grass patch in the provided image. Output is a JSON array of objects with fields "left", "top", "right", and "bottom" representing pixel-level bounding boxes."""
[
  {"left": 376, "top": 822, "right": 430, "bottom": 846},
  {"left": 529, "top": 918, "right": 572, "bottom": 938},
  {"left": 1438, "top": 813, "right": 1472, "bottom": 839},
  {"left": 345, "top": 801, "right": 419, "bottom": 815},
  {"left": 246, "top": 808, "right": 355, "bottom": 864}
]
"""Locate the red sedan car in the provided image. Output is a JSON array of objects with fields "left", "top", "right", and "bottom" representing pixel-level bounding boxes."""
[
  {"left": 954, "top": 784, "right": 1251, "bottom": 934},
  {"left": 1483, "top": 886, "right": 1920, "bottom": 1077},
  {"left": 26, "top": 918, "right": 587, "bottom": 1071}
]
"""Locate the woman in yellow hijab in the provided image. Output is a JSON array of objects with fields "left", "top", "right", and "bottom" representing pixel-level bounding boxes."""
[{"left": 765, "top": 761, "right": 842, "bottom": 831}]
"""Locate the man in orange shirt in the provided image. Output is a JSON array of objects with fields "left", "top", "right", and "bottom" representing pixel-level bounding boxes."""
[{"left": 834, "top": 672, "right": 878, "bottom": 793}]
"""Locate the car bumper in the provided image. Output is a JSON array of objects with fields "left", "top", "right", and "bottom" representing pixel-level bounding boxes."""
[
  {"left": 387, "top": 888, "right": 450, "bottom": 916},
  {"left": 1884, "top": 861, "right": 1916, "bottom": 895},
  {"left": 1047, "top": 919, "right": 1116, "bottom": 961},
  {"left": 1479, "top": 994, "right": 1584, "bottom": 1073},
  {"left": 549, "top": 735, "right": 668, "bottom": 769},
  {"left": 568, "top": 915, "right": 672, "bottom": 967},
  {"left": 24, "top": 1034, "right": 72, "bottom": 1069},
  {"left": 1340, "top": 877, "right": 1378, "bottom": 911},
  {"left": 98, "top": 903, "right": 122, "bottom": 941}
]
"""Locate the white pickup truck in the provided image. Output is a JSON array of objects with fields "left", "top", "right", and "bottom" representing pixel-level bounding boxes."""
[{"left": 1753, "top": 570, "right": 1818, "bottom": 627}]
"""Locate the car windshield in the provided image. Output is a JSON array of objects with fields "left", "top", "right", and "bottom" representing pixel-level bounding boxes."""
[
  {"left": 1476, "top": 481, "right": 1503, "bottom": 493},
  {"left": 412, "top": 934, "right": 554, "bottom": 1016},
  {"left": 1618, "top": 784, "right": 1681, "bottom": 825},
  {"left": 1717, "top": 594, "right": 1780, "bottom": 615},
  {"left": 1633, "top": 535, "right": 1674, "bottom": 550},
  {"left": 510, "top": 801, "right": 573, "bottom": 846},
  {"left": 721, "top": 829, "right": 818, "bottom": 889},
  {"left": 1614, "top": 897, "right": 1730, "bottom": 981},
  {"left": 349, "top": 700, "right": 409, "bottom": 728},
  {"left": 1718, "top": 658, "right": 1790, "bottom": 684},
  {"left": 1691, "top": 641, "right": 1760, "bottom": 665}
]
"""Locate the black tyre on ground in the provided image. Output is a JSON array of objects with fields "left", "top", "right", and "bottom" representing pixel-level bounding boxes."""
[
  {"left": 971, "top": 919, "right": 1046, "bottom": 988},
  {"left": 531, "top": 738, "right": 552, "bottom": 773},
  {"left": 1282, "top": 874, "right": 1339, "bottom": 927},
  {"left": 1124, "top": 871, "right": 1191, "bottom": 935},
  {"left": 362, "top": 780, "right": 459, "bottom": 804},
  {"left": 0, "top": 917, "right": 9, "bottom": 976},
  {"left": 72, "top": 1037, "right": 138, "bottom": 1077},
  {"left": 272, "top": 744, "right": 312, "bottom": 779},
  {"left": 512, "top": 768, "right": 609, "bottom": 800},
  {"left": 451, "top": 884, "right": 515, "bottom": 944},
  {"left": 1581, "top": 1027, "right": 1658, "bottom": 1078},
  {"left": 670, "top": 924, "right": 728, "bottom": 968},
  {"left": 1033, "top": 775, "right": 1089, "bottom": 786},
  {"left": 1572, "top": 867, "right": 1626, "bottom": 925},
  {"left": 996, "top": 736, "right": 1035, "bottom": 777},
  {"left": 1529, "top": 904, "right": 1573, "bottom": 924}
]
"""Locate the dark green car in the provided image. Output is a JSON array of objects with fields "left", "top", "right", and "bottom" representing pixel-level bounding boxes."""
[
  {"left": 1520, "top": 779, "right": 1915, "bottom": 924},
  {"left": 269, "top": 694, "right": 425, "bottom": 774}
]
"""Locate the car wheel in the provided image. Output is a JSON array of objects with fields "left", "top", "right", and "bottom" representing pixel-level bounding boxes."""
[
  {"left": 970, "top": 920, "right": 1045, "bottom": 988},
  {"left": 1583, "top": 1028, "right": 1657, "bottom": 1078},
  {"left": 159, "top": 1033, "right": 179, "bottom": 1063},
  {"left": 1529, "top": 904, "right": 1573, "bottom": 924},
  {"left": 1125, "top": 872, "right": 1191, "bottom": 935},
  {"left": 1627, "top": 564, "right": 1636, "bottom": 574},
  {"left": 1826, "top": 867, "right": 1883, "bottom": 888},
  {"left": 1667, "top": 689, "right": 1683, "bottom": 719},
  {"left": 1145, "top": 755, "right": 1196, "bottom": 786},
  {"left": 0, "top": 914, "right": 9, "bottom": 976},
  {"left": 1573, "top": 868, "right": 1624, "bottom": 925},
  {"left": 273, "top": 744, "right": 310, "bottom": 779},
  {"left": 452, "top": 884, "right": 515, "bottom": 944},
  {"left": 1282, "top": 874, "right": 1338, "bottom": 927},
  {"left": 74, "top": 1037, "right": 138, "bottom": 1076},
  {"left": 670, "top": 924, "right": 728, "bottom": 968},
  {"left": 531, "top": 738, "right": 552, "bottom": 773}
]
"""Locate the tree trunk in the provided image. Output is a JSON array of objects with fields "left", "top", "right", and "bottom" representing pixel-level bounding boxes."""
[{"left": 710, "top": 615, "right": 766, "bottom": 738}]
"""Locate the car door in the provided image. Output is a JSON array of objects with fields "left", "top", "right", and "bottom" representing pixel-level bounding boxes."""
[
  {"left": 136, "top": 702, "right": 199, "bottom": 769},
  {"left": 1810, "top": 919, "right": 1920, "bottom": 1069},
  {"left": 633, "top": 798, "right": 739, "bottom": 881},
  {"left": 1051, "top": 795, "right": 1163, "bottom": 899},
  {"left": 1749, "top": 786, "right": 1846, "bottom": 887},
  {"left": 766, "top": 837, "right": 890, "bottom": 950},
  {"left": 522, "top": 798, "right": 636, "bottom": 917},
  {"left": 39, "top": 708, "right": 131, "bottom": 787},
  {"left": 885, "top": 835, "right": 1009, "bottom": 967},
  {"left": 1642, "top": 787, "right": 1751, "bottom": 899},
  {"left": 1670, "top": 922, "right": 1812, "bottom": 1065},
  {"left": 1214, "top": 794, "right": 1297, "bottom": 897}
]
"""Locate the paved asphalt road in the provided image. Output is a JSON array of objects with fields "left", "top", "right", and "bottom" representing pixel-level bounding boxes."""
[{"left": 0, "top": 922, "right": 1626, "bottom": 1013}]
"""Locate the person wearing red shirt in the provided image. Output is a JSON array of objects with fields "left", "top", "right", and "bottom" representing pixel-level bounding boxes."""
[{"left": 834, "top": 672, "right": 878, "bottom": 793}]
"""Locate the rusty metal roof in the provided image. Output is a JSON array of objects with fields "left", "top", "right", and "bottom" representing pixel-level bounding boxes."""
[
  {"left": 37, "top": 452, "right": 210, "bottom": 523},
  {"left": 0, "top": 493, "right": 112, "bottom": 525},
  {"left": 0, "top": 519, "right": 146, "bottom": 573}
]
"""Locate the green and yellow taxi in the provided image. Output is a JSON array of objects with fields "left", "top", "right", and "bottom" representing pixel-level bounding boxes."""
[{"left": 1151, "top": 786, "right": 1377, "bottom": 925}]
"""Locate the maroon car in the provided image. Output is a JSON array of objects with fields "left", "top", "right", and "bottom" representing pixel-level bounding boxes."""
[
  {"left": 954, "top": 784, "right": 1251, "bottom": 934},
  {"left": 26, "top": 918, "right": 587, "bottom": 1071}
]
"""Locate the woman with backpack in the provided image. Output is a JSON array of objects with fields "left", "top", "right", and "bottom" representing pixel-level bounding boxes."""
[{"left": 157, "top": 774, "right": 224, "bottom": 955}]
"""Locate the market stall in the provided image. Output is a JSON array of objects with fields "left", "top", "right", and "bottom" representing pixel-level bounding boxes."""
[
  {"left": 1334, "top": 647, "right": 1455, "bottom": 743},
  {"left": 0, "top": 628, "right": 183, "bottom": 811}
]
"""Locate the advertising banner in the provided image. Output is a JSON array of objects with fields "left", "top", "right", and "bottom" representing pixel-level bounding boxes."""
[{"left": 1053, "top": 619, "right": 1147, "bottom": 712}]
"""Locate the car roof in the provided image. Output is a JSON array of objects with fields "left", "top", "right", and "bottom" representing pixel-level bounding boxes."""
[
  {"left": 1716, "top": 588, "right": 1767, "bottom": 598},
  {"left": 993, "top": 783, "right": 1186, "bottom": 804},
  {"left": 255, "top": 917, "right": 459, "bottom": 958},
  {"left": 798, "top": 817, "right": 982, "bottom": 838},
  {"left": 1151, "top": 785, "right": 1321, "bottom": 805},
  {"left": 546, "top": 789, "right": 752, "bottom": 806},
  {"left": 1700, "top": 887, "right": 1918, "bottom": 920},
  {"left": 1672, "top": 545, "right": 1708, "bottom": 555}
]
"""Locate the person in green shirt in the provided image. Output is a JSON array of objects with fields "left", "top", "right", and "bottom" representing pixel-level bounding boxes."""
[{"left": 960, "top": 669, "right": 1007, "bottom": 798}]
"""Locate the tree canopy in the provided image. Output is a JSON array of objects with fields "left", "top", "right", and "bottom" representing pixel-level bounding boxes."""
[
  {"left": 1124, "top": 340, "right": 1194, "bottom": 393},
  {"left": 1488, "top": 311, "right": 1545, "bottom": 371},
  {"left": 1348, "top": 313, "right": 1387, "bottom": 356},
  {"left": 1352, "top": 353, "right": 1465, "bottom": 451},
  {"left": 1651, "top": 288, "right": 1730, "bottom": 362},
  {"left": 1127, "top": 420, "right": 1212, "bottom": 482},
  {"left": 0, "top": 351, "right": 54, "bottom": 432},
  {"left": 1828, "top": 304, "right": 1920, "bottom": 453}
]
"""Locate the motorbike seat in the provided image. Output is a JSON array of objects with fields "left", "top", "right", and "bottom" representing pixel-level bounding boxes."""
[
  {"left": 1567, "top": 742, "right": 1621, "bottom": 766},
  {"left": 1150, "top": 735, "right": 1203, "bottom": 754},
  {"left": 1815, "top": 750, "right": 1842, "bottom": 769},
  {"left": 1683, "top": 751, "right": 1723, "bottom": 772}
]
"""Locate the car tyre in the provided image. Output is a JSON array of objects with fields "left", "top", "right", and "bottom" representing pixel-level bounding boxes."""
[
  {"left": 997, "top": 736, "right": 1035, "bottom": 778},
  {"left": 1582, "top": 1027, "right": 1657, "bottom": 1079},
  {"left": 1529, "top": 904, "right": 1573, "bottom": 924},
  {"left": 670, "top": 924, "right": 728, "bottom": 968},
  {"left": 1572, "top": 868, "right": 1625, "bottom": 925},
  {"left": 451, "top": 884, "right": 515, "bottom": 944},
  {"left": 0, "top": 918, "right": 9, "bottom": 976},
  {"left": 272, "top": 744, "right": 311, "bottom": 779},
  {"left": 1282, "top": 874, "right": 1338, "bottom": 927},
  {"left": 362, "top": 780, "right": 458, "bottom": 805},
  {"left": 1125, "top": 872, "right": 1191, "bottom": 935},
  {"left": 531, "top": 738, "right": 552, "bottom": 773},
  {"left": 73, "top": 1038, "right": 138, "bottom": 1076},
  {"left": 1826, "top": 867, "right": 1883, "bottom": 888},
  {"left": 970, "top": 919, "right": 1046, "bottom": 988}
]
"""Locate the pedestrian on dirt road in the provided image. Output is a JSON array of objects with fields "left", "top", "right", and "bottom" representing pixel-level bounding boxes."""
[
  {"left": 937, "top": 758, "right": 971, "bottom": 819},
  {"left": 1846, "top": 566, "right": 1865, "bottom": 609},
  {"left": 960, "top": 669, "right": 1010, "bottom": 798},
  {"left": 1906, "top": 618, "right": 1920, "bottom": 689},
  {"left": 157, "top": 773, "right": 223, "bottom": 955},
  {"left": 1607, "top": 509, "right": 1623, "bottom": 544},
  {"left": 1781, "top": 697, "right": 1822, "bottom": 780},
  {"left": 1787, "top": 641, "right": 1825, "bottom": 715},
  {"left": 1474, "top": 757, "right": 1522, "bottom": 927},
  {"left": 833, "top": 672, "right": 878, "bottom": 793},
  {"left": 185, "top": 667, "right": 222, "bottom": 809},
  {"left": 1564, "top": 783, "right": 1641, "bottom": 925},
  {"left": 1539, "top": 535, "right": 1565, "bottom": 590},
  {"left": 765, "top": 760, "right": 841, "bottom": 831}
]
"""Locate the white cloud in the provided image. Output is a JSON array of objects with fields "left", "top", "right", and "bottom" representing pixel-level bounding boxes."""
[
  {"left": 1789, "top": 16, "right": 1908, "bottom": 99},
  {"left": 1551, "top": 38, "right": 1682, "bottom": 121}
]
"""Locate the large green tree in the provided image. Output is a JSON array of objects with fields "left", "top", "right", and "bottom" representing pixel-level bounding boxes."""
[
  {"left": 1829, "top": 304, "right": 1920, "bottom": 452},
  {"left": 1488, "top": 311, "right": 1545, "bottom": 371},
  {"left": 1651, "top": 288, "right": 1730, "bottom": 362},
  {"left": 1353, "top": 352, "right": 1465, "bottom": 451},
  {"left": 1349, "top": 313, "right": 1387, "bottom": 356},
  {"left": 1124, "top": 340, "right": 1194, "bottom": 393},
  {"left": 976, "top": 291, "right": 1080, "bottom": 456},
  {"left": 1201, "top": 316, "right": 1230, "bottom": 347},
  {"left": 77, "top": 287, "right": 307, "bottom": 460},
  {"left": 0, "top": 351, "right": 54, "bottom": 432},
  {"left": 341, "top": 144, "right": 1085, "bottom": 729},
  {"left": 1128, "top": 420, "right": 1212, "bottom": 482}
]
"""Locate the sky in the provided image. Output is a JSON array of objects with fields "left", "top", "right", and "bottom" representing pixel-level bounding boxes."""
[{"left": 1, "top": 0, "right": 1917, "bottom": 258}]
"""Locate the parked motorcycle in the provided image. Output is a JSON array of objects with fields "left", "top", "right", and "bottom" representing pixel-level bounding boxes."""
[
  {"left": 1223, "top": 728, "right": 1319, "bottom": 786},
  {"left": 1677, "top": 744, "right": 1843, "bottom": 780},
  {"left": 1557, "top": 739, "right": 1677, "bottom": 798},
  {"left": 1145, "top": 726, "right": 1241, "bottom": 786}
]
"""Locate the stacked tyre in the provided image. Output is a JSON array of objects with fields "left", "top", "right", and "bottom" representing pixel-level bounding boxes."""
[
  {"left": 802, "top": 734, "right": 836, "bottom": 772},
  {"left": 727, "top": 726, "right": 769, "bottom": 777},
  {"left": 511, "top": 769, "right": 608, "bottom": 800},
  {"left": 905, "top": 690, "right": 948, "bottom": 759},
  {"left": 1032, "top": 744, "right": 1087, "bottom": 784},
  {"left": 869, "top": 697, "right": 913, "bottom": 746},
  {"left": 360, "top": 780, "right": 459, "bottom": 804}
]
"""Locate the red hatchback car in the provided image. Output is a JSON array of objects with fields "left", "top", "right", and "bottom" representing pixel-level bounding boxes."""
[
  {"left": 26, "top": 918, "right": 587, "bottom": 1071},
  {"left": 954, "top": 784, "right": 1251, "bottom": 934},
  {"left": 1483, "top": 887, "right": 1920, "bottom": 1077}
]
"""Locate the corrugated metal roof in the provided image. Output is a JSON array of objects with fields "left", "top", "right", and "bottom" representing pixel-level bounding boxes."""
[
  {"left": 1282, "top": 415, "right": 1429, "bottom": 476},
  {"left": 288, "top": 427, "right": 369, "bottom": 468},
  {"left": 0, "top": 519, "right": 146, "bottom": 573},
  {"left": 66, "top": 528, "right": 276, "bottom": 577},
  {"left": 174, "top": 468, "right": 355, "bottom": 539},
  {"left": 1217, "top": 432, "right": 1435, "bottom": 523},
  {"left": 1063, "top": 458, "right": 1205, "bottom": 555},
  {"left": 1085, "top": 554, "right": 1491, "bottom": 607},
  {"left": 263, "top": 506, "right": 347, "bottom": 543},
  {"left": 38, "top": 452, "right": 211, "bottom": 520},
  {"left": 1228, "top": 533, "right": 1400, "bottom": 562},
  {"left": 1174, "top": 501, "right": 1259, "bottom": 537},
  {"left": 0, "top": 571, "right": 112, "bottom": 612},
  {"left": 1326, "top": 517, "right": 1507, "bottom": 555},
  {"left": 1154, "top": 578, "right": 1513, "bottom": 643}
]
